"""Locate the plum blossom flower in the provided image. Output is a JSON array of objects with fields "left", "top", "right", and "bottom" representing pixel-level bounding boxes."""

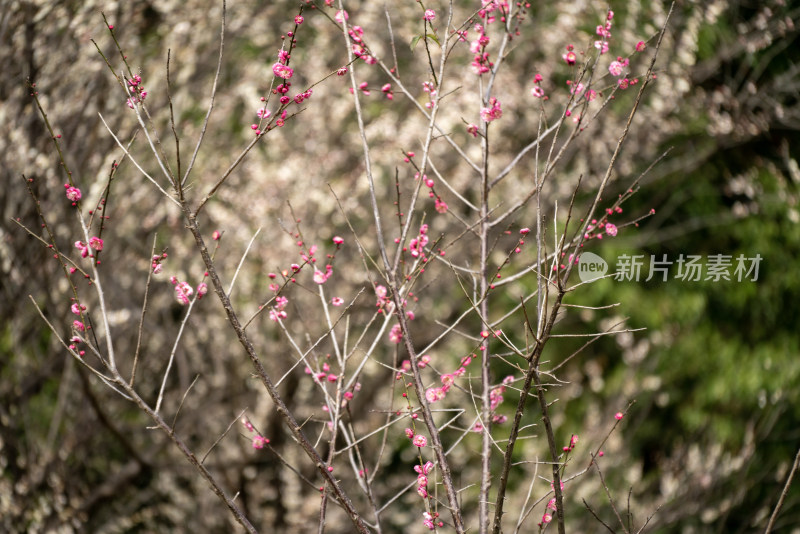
[
  {"left": 414, "top": 461, "right": 434, "bottom": 475},
  {"left": 608, "top": 60, "right": 624, "bottom": 77},
  {"left": 412, "top": 434, "right": 428, "bottom": 447},
  {"left": 531, "top": 86, "right": 545, "bottom": 98},
  {"left": 426, "top": 387, "right": 446, "bottom": 403},
  {"left": 272, "top": 63, "right": 294, "bottom": 79},
  {"left": 125, "top": 75, "right": 147, "bottom": 108},
  {"left": 74, "top": 241, "right": 89, "bottom": 258},
  {"left": 88, "top": 237, "right": 104, "bottom": 251},
  {"left": 269, "top": 309, "right": 287, "bottom": 321},
  {"left": 334, "top": 10, "right": 348, "bottom": 24},
  {"left": 605, "top": 223, "right": 618, "bottom": 236},
  {"left": 196, "top": 282, "right": 208, "bottom": 299},
  {"left": 423, "top": 9, "right": 435, "bottom": 21},
  {"left": 331, "top": 297, "right": 344, "bottom": 306},
  {"left": 174, "top": 281, "right": 194, "bottom": 305},
  {"left": 389, "top": 323, "right": 402, "bottom": 343},
  {"left": 252, "top": 435, "right": 269, "bottom": 449},
  {"left": 65, "top": 185, "right": 82, "bottom": 202}
]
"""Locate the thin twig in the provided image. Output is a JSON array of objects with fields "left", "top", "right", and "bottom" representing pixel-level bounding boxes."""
[{"left": 765, "top": 445, "right": 800, "bottom": 533}]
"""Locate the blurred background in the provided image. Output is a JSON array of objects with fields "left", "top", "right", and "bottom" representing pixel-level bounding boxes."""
[{"left": 1, "top": 0, "right": 798, "bottom": 532}]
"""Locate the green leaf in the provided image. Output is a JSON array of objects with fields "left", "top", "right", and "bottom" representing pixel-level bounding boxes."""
[{"left": 410, "top": 33, "right": 440, "bottom": 50}]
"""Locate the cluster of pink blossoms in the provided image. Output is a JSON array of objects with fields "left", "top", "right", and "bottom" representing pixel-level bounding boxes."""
[
  {"left": 562, "top": 434, "right": 579, "bottom": 453},
  {"left": 594, "top": 10, "right": 615, "bottom": 54},
  {"left": 469, "top": 23, "right": 492, "bottom": 75},
  {"left": 272, "top": 48, "right": 294, "bottom": 80},
  {"left": 74, "top": 237, "right": 103, "bottom": 259},
  {"left": 409, "top": 224, "right": 429, "bottom": 259},
  {"left": 471, "top": 375, "right": 513, "bottom": 431},
  {"left": 419, "top": 353, "right": 474, "bottom": 404},
  {"left": 479, "top": 0, "right": 507, "bottom": 22},
  {"left": 69, "top": 301, "right": 88, "bottom": 352},
  {"left": 412, "top": 458, "right": 434, "bottom": 498},
  {"left": 303, "top": 360, "right": 360, "bottom": 410},
  {"left": 305, "top": 360, "right": 339, "bottom": 386},
  {"left": 151, "top": 252, "right": 167, "bottom": 274},
  {"left": 269, "top": 295, "right": 289, "bottom": 321},
  {"left": 170, "top": 276, "right": 207, "bottom": 305},
  {"left": 539, "top": 480, "right": 567, "bottom": 527},
  {"left": 422, "top": 510, "right": 442, "bottom": 530},
  {"left": 125, "top": 74, "right": 148, "bottom": 109},
  {"left": 412, "top": 456, "right": 443, "bottom": 528},
  {"left": 395, "top": 354, "right": 432, "bottom": 381},
  {"left": 539, "top": 497, "right": 557, "bottom": 526},
  {"left": 241, "top": 416, "right": 270, "bottom": 449},
  {"left": 562, "top": 43, "right": 577, "bottom": 65},
  {"left": 583, "top": 207, "right": 623, "bottom": 240},
  {"left": 530, "top": 73, "right": 545, "bottom": 99},
  {"left": 554, "top": 251, "right": 580, "bottom": 272},
  {"left": 421, "top": 81, "right": 437, "bottom": 109},
  {"left": 348, "top": 22, "right": 377, "bottom": 64},
  {"left": 480, "top": 97, "right": 502, "bottom": 123},
  {"left": 374, "top": 284, "right": 396, "bottom": 314},
  {"left": 265, "top": 235, "right": 343, "bottom": 318},
  {"left": 468, "top": 0, "right": 509, "bottom": 76}
]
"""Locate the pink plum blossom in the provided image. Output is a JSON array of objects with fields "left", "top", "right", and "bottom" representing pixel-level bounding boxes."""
[
  {"left": 65, "top": 185, "right": 82, "bottom": 202},
  {"left": 272, "top": 63, "right": 294, "bottom": 79},
  {"left": 88, "top": 237, "right": 103, "bottom": 251},
  {"left": 174, "top": 281, "right": 194, "bottom": 305},
  {"left": 608, "top": 60, "right": 624, "bottom": 77}
]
